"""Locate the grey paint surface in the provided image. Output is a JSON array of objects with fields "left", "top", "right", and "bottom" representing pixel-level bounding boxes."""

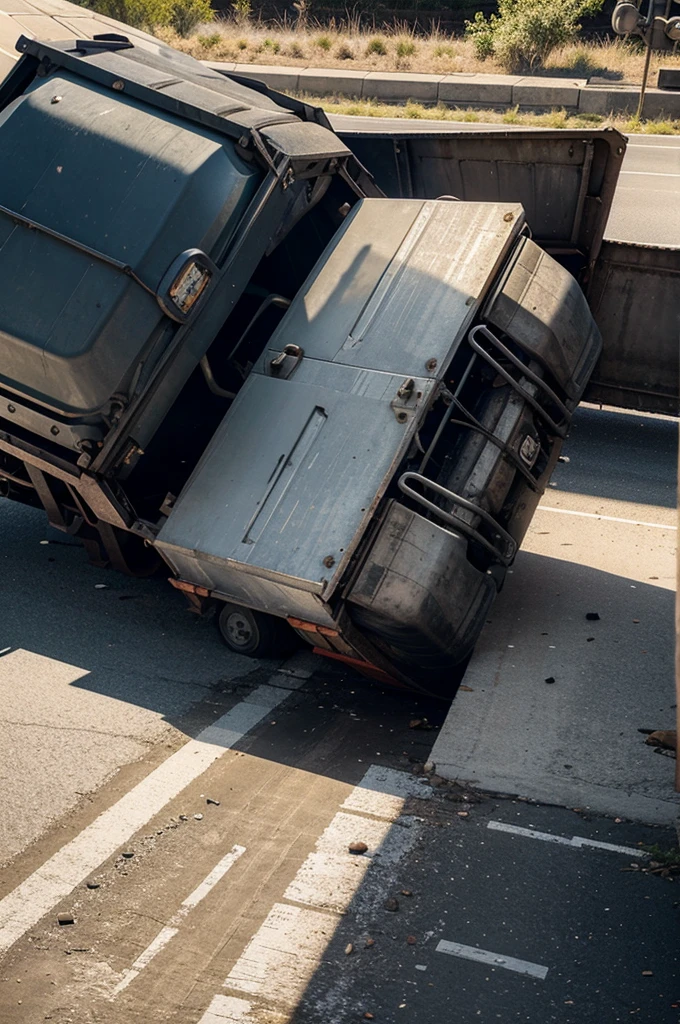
[{"left": 432, "top": 404, "right": 679, "bottom": 825}]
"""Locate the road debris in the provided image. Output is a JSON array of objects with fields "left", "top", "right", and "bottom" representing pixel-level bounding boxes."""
[
  {"left": 121, "top": 851, "right": 134, "bottom": 859},
  {"left": 365, "top": 937, "right": 375, "bottom": 948},
  {"left": 57, "top": 913, "right": 74, "bottom": 926},
  {"left": 585, "top": 612, "right": 600, "bottom": 621},
  {"left": 544, "top": 677, "right": 556, "bottom": 685},
  {"left": 409, "top": 718, "right": 433, "bottom": 730},
  {"left": 349, "top": 841, "right": 368, "bottom": 854},
  {"left": 85, "top": 882, "right": 100, "bottom": 890},
  {"left": 345, "top": 943, "right": 354, "bottom": 955},
  {"left": 206, "top": 797, "right": 220, "bottom": 806},
  {"left": 384, "top": 897, "right": 399, "bottom": 912},
  {"left": 407, "top": 935, "right": 417, "bottom": 945},
  {"left": 194, "top": 813, "right": 204, "bottom": 820},
  {"left": 644, "top": 730, "right": 677, "bottom": 754}
]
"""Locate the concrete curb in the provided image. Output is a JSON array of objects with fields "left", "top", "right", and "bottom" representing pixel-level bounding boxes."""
[{"left": 211, "top": 61, "right": 680, "bottom": 118}]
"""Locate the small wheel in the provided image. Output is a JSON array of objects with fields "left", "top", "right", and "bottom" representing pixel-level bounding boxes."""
[{"left": 217, "top": 603, "right": 298, "bottom": 659}]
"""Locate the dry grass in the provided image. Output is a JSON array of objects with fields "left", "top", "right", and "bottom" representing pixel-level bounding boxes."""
[
  {"left": 308, "top": 94, "right": 680, "bottom": 134},
  {"left": 159, "top": 22, "right": 680, "bottom": 84}
]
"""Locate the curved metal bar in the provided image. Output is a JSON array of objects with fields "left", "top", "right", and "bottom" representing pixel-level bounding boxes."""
[
  {"left": 468, "top": 324, "right": 570, "bottom": 439},
  {"left": 398, "top": 471, "right": 517, "bottom": 566}
]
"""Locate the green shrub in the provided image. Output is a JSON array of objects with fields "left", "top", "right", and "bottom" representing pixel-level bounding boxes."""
[
  {"left": 197, "top": 31, "right": 221, "bottom": 47},
  {"left": 262, "top": 36, "right": 281, "bottom": 52},
  {"left": 396, "top": 38, "right": 416, "bottom": 58},
  {"left": 366, "top": 36, "right": 387, "bottom": 56},
  {"left": 88, "top": 0, "right": 173, "bottom": 29},
  {"left": 288, "top": 40, "right": 305, "bottom": 57},
  {"left": 315, "top": 33, "right": 332, "bottom": 50},
  {"left": 236, "top": 37, "right": 248, "bottom": 49},
  {"left": 170, "top": 0, "right": 212, "bottom": 36},
  {"left": 465, "top": 10, "right": 496, "bottom": 60},
  {"left": 465, "top": 0, "right": 604, "bottom": 72},
  {"left": 231, "top": 0, "right": 251, "bottom": 24}
]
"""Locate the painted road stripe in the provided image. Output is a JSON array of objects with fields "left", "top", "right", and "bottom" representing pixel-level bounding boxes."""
[
  {"left": 0, "top": 676, "right": 302, "bottom": 957},
  {"left": 538, "top": 505, "right": 676, "bottom": 531},
  {"left": 198, "top": 994, "right": 286, "bottom": 1023},
  {"left": 213, "top": 766, "right": 420, "bottom": 1014},
  {"left": 437, "top": 939, "right": 549, "bottom": 980},
  {"left": 620, "top": 170, "right": 680, "bottom": 177},
  {"left": 111, "top": 844, "right": 246, "bottom": 997},
  {"left": 488, "top": 820, "right": 645, "bottom": 857}
]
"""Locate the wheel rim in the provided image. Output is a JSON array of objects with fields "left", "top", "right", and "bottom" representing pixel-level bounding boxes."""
[{"left": 223, "top": 610, "right": 256, "bottom": 650}]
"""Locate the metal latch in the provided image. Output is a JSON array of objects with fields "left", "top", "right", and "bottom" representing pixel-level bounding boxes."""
[
  {"left": 269, "top": 344, "right": 304, "bottom": 379},
  {"left": 391, "top": 378, "right": 422, "bottom": 423}
]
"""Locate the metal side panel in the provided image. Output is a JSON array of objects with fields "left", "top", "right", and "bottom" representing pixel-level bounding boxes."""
[
  {"left": 155, "top": 364, "right": 434, "bottom": 603},
  {"left": 586, "top": 240, "right": 680, "bottom": 415},
  {"left": 257, "top": 198, "right": 524, "bottom": 381},
  {"left": 339, "top": 129, "right": 625, "bottom": 270}
]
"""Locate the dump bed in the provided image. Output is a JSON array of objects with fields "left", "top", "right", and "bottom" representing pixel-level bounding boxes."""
[{"left": 155, "top": 197, "right": 524, "bottom": 621}]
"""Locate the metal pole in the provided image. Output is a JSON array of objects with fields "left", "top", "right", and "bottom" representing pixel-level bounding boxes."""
[{"left": 636, "top": 35, "right": 654, "bottom": 119}]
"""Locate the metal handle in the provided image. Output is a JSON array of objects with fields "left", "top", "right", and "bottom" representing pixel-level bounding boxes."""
[
  {"left": 468, "top": 324, "right": 570, "bottom": 439},
  {"left": 398, "top": 471, "right": 517, "bottom": 566}
]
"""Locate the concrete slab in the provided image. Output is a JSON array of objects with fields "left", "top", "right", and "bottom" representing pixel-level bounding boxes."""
[
  {"left": 232, "top": 62, "right": 300, "bottom": 93},
  {"left": 363, "top": 70, "right": 443, "bottom": 103},
  {"left": 53, "top": 15, "right": 99, "bottom": 38},
  {"left": 0, "top": 10, "right": 20, "bottom": 59},
  {"left": 432, "top": 406, "right": 679, "bottom": 826},
  {"left": 579, "top": 85, "right": 643, "bottom": 115},
  {"left": 439, "top": 72, "right": 520, "bottom": 107},
  {"left": 9, "top": 12, "right": 68, "bottom": 37},
  {"left": 513, "top": 76, "right": 585, "bottom": 109},
  {"left": 19, "top": 0, "right": 82, "bottom": 14},
  {"left": 297, "top": 66, "right": 367, "bottom": 98}
]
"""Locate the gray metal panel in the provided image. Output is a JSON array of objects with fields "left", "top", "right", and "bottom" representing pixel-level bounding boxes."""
[
  {"left": 339, "top": 130, "right": 625, "bottom": 269},
  {"left": 257, "top": 198, "right": 524, "bottom": 380},
  {"left": 155, "top": 364, "right": 434, "bottom": 600},
  {"left": 586, "top": 240, "right": 680, "bottom": 415}
]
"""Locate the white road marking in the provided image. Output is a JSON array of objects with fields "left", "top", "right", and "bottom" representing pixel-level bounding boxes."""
[
  {"left": 487, "top": 820, "right": 645, "bottom": 857},
  {"left": 225, "top": 903, "right": 338, "bottom": 1004},
  {"left": 341, "top": 764, "right": 431, "bottom": 820},
  {"left": 198, "top": 994, "right": 287, "bottom": 1023},
  {"left": 111, "top": 845, "right": 246, "bottom": 997},
  {"left": 538, "top": 505, "right": 676, "bottom": 531},
  {"left": 215, "top": 766, "right": 421, "bottom": 1014},
  {"left": 0, "top": 676, "right": 303, "bottom": 957},
  {"left": 620, "top": 170, "right": 680, "bottom": 178},
  {"left": 436, "top": 939, "right": 549, "bottom": 980}
]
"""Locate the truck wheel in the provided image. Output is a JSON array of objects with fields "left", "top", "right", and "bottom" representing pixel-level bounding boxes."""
[{"left": 217, "top": 603, "right": 298, "bottom": 659}]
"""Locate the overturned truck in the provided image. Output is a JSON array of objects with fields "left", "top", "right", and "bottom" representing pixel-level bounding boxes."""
[{"left": 0, "top": 35, "right": 620, "bottom": 694}]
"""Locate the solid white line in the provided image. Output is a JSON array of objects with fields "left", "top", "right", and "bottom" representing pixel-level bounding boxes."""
[
  {"left": 0, "top": 678, "right": 301, "bottom": 958},
  {"left": 487, "top": 820, "right": 645, "bottom": 857},
  {"left": 111, "top": 845, "right": 246, "bottom": 996},
  {"left": 538, "top": 505, "right": 676, "bottom": 531},
  {"left": 436, "top": 939, "right": 548, "bottom": 980},
  {"left": 620, "top": 170, "right": 680, "bottom": 178},
  {"left": 220, "top": 766, "right": 421, "bottom": 1010}
]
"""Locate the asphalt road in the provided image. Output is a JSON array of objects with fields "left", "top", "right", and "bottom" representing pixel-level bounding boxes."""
[
  {"left": 0, "top": 404, "right": 677, "bottom": 1024},
  {"left": 330, "top": 115, "right": 680, "bottom": 248}
]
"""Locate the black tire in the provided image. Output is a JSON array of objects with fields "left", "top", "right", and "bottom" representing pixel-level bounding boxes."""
[{"left": 217, "top": 603, "right": 299, "bottom": 659}]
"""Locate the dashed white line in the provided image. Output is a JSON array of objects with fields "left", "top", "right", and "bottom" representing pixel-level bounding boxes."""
[
  {"left": 111, "top": 844, "right": 246, "bottom": 997},
  {"left": 487, "top": 820, "right": 645, "bottom": 857},
  {"left": 436, "top": 939, "right": 549, "bottom": 980},
  {"left": 538, "top": 505, "right": 676, "bottom": 530},
  {"left": 0, "top": 675, "right": 303, "bottom": 957}
]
